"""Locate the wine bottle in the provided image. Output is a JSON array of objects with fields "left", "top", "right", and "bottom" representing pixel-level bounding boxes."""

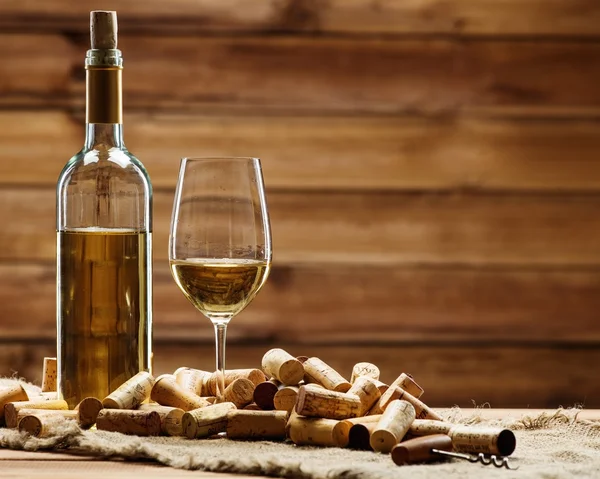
[{"left": 56, "top": 11, "right": 152, "bottom": 408}]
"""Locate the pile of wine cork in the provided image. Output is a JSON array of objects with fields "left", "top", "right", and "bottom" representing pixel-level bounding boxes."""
[{"left": 0, "top": 351, "right": 516, "bottom": 467}]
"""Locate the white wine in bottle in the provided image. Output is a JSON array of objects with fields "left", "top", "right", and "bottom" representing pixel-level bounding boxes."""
[{"left": 56, "top": 11, "right": 152, "bottom": 408}]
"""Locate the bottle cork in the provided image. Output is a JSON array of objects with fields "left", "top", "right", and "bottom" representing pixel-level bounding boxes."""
[
  {"left": 226, "top": 410, "right": 288, "bottom": 440},
  {"left": 273, "top": 386, "right": 299, "bottom": 413},
  {"left": 139, "top": 404, "right": 185, "bottom": 436},
  {"left": 102, "top": 371, "right": 155, "bottom": 409},
  {"left": 0, "top": 383, "right": 28, "bottom": 423},
  {"left": 41, "top": 357, "right": 57, "bottom": 393},
  {"left": 374, "top": 385, "right": 441, "bottom": 420},
  {"left": 223, "top": 378, "right": 255, "bottom": 409},
  {"left": 348, "top": 421, "right": 379, "bottom": 450},
  {"left": 347, "top": 377, "right": 381, "bottom": 415},
  {"left": 75, "top": 397, "right": 103, "bottom": 429},
  {"left": 332, "top": 414, "right": 382, "bottom": 448},
  {"left": 205, "top": 369, "right": 266, "bottom": 397},
  {"left": 391, "top": 434, "right": 453, "bottom": 465},
  {"left": 174, "top": 367, "right": 212, "bottom": 396},
  {"left": 261, "top": 349, "right": 305, "bottom": 386},
  {"left": 371, "top": 379, "right": 389, "bottom": 395},
  {"left": 96, "top": 409, "right": 162, "bottom": 436},
  {"left": 449, "top": 426, "right": 517, "bottom": 456},
  {"left": 295, "top": 384, "right": 362, "bottom": 420},
  {"left": 350, "top": 362, "right": 380, "bottom": 383},
  {"left": 150, "top": 374, "right": 211, "bottom": 411},
  {"left": 370, "top": 400, "right": 416, "bottom": 453},
  {"left": 286, "top": 412, "right": 340, "bottom": 447},
  {"left": 408, "top": 419, "right": 454, "bottom": 437},
  {"left": 18, "top": 410, "right": 78, "bottom": 437},
  {"left": 182, "top": 402, "right": 237, "bottom": 439},
  {"left": 90, "top": 11, "right": 118, "bottom": 50},
  {"left": 390, "top": 373, "right": 424, "bottom": 399},
  {"left": 303, "top": 357, "right": 351, "bottom": 392},
  {"left": 253, "top": 379, "right": 281, "bottom": 410},
  {"left": 5, "top": 399, "right": 69, "bottom": 428}
]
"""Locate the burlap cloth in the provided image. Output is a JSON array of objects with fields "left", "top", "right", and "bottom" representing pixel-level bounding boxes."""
[{"left": 2, "top": 379, "right": 600, "bottom": 478}]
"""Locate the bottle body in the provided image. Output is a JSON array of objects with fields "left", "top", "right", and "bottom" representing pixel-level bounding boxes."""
[{"left": 56, "top": 49, "right": 152, "bottom": 408}]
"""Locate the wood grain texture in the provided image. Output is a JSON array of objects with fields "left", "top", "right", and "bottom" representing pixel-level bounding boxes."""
[
  {"left": 3, "top": 111, "right": 600, "bottom": 191},
  {"left": 1, "top": 0, "right": 599, "bottom": 36},
  {"left": 3, "top": 35, "right": 600, "bottom": 114},
  {"left": 2, "top": 188, "right": 600, "bottom": 266},
  {"left": 2, "top": 262, "right": 600, "bottom": 343},
  {"left": 0, "top": 450, "right": 255, "bottom": 478},
  {"left": 2, "top": 341, "right": 599, "bottom": 408}
]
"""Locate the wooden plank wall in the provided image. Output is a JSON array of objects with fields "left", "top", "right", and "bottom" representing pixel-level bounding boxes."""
[{"left": 1, "top": 1, "right": 600, "bottom": 408}]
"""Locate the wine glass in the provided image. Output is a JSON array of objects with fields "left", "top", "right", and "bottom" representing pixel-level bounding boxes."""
[{"left": 169, "top": 157, "right": 272, "bottom": 401}]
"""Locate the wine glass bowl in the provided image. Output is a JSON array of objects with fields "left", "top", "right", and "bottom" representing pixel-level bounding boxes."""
[{"left": 169, "top": 157, "right": 272, "bottom": 400}]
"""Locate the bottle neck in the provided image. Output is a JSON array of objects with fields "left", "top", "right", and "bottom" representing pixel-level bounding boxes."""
[
  {"left": 86, "top": 66, "right": 123, "bottom": 124},
  {"left": 84, "top": 123, "right": 124, "bottom": 149},
  {"left": 84, "top": 49, "right": 124, "bottom": 150}
]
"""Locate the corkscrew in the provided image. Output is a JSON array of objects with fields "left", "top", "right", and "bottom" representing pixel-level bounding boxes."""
[
  {"left": 392, "top": 434, "right": 519, "bottom": 470},
  {"left": 432, "top": 449, "right": 519, "bottom": 470}
]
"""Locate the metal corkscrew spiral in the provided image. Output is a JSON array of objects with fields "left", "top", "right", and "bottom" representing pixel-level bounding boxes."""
[{"left": 432, "top": 449, "right": 519, "bottom": 470}]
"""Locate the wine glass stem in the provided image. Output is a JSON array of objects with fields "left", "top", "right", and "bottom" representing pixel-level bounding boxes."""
[{"left": 213, "top": 322, "right": 227, "bottom": 402}]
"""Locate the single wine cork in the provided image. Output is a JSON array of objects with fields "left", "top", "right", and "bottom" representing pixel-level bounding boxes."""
[
  {"left": 253, "top": 379, "right": 281, "bottom": 410},
  {"left": 205, "top": 369, "right": 266, "bottom": 397},
  {"left": 96, "top": 409, "right": 161, "bottom": 436},
  {"left": 372, "top": 379, "right": 389, "bottom": 395},
  {"left": 18, "top": 411, "right": 78, "bottom": 437},
  {"left": 0, "top": 384, "right": 28, "bottom": 422},
  {"left": 375, "top": 385, "right": 441, "bottom": 420},
  {"left": 347, "top": 377, "right": 381, "bottom": 415},
  {"left": 348, "top": 421, "right": 379, "bottom": 450},
  {"left": 303, "top": 357, "right": 351, "bottom": 392},
  {"left": 449, "top": 426, "right": 517, "bottom": 456},
  {"left": 391, "top": 434, "right": 453, "bottom": 465},
  {"left": 5, "top": 399, "right": 68, "bottom": 428},
  {"left": 41, "top": 357, "right": 57, "bottom": 393},
  {"left": 139, "top": 404, "right": 185, "bottom": 436},
  {"left": 182, "top": 402, "right": 237, "bottom": 439},
  {"left": 174, "top": 367, "right": 212, "bottom": 396},
  {"left": 226, "top": 410, "right": 288, "bottom": 440},
  {"left": 261, "top": 349, "right": 304, "bottom": 386},
  {"left": 16, "top": 408, "right": 78, "bottom": 423},
  {"left": 75, "top": 397, "right": 103, "bottom": 429},
  {"left": 350, "top": 362, "right": 380, "bottom": 383},
  {"left": 408, "top": 419, "right": 454, "bottom": 437},
  {"left": 102, "top": 371, "right": 155, "bottom": 409},
  {"left": 390, "top": 373, "right": 424, "bottom": 399},
  {"left": 150, "top": 374, "right": 211, "bottom": 411},
  {"left": 286, "top": 412, "right": 340, "bottom": 447},
  {"left": 332, "top": 414, "right": 382, "bottom": 448},
  {"left": 370, "top": 400, "right": 416, "bottom": 453},
  {"left": 223, "top": 378, "right": 255, "bottom": 408},
  {"left": 273, "top": 386, "right": 299, "bottom": 413},
  {"left": 295, "top": 384, "right": 362, "bottom": 420},
  {"left": 90, "top": 10, "right": 118, "bottom": 50}
]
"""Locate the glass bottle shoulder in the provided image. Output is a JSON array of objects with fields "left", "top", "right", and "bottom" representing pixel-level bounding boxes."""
[{"left": 58, "top": 144, "right": 151, "bottom": 193}]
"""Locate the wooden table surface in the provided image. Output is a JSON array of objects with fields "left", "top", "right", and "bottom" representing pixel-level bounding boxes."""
[{"left": 3, "top": 409, "right": 598, "bottom": 479}]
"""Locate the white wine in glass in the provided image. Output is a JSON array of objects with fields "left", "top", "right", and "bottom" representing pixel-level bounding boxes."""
[{"left": 169, "top": 158, "right": 272, "bottom": 401}]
